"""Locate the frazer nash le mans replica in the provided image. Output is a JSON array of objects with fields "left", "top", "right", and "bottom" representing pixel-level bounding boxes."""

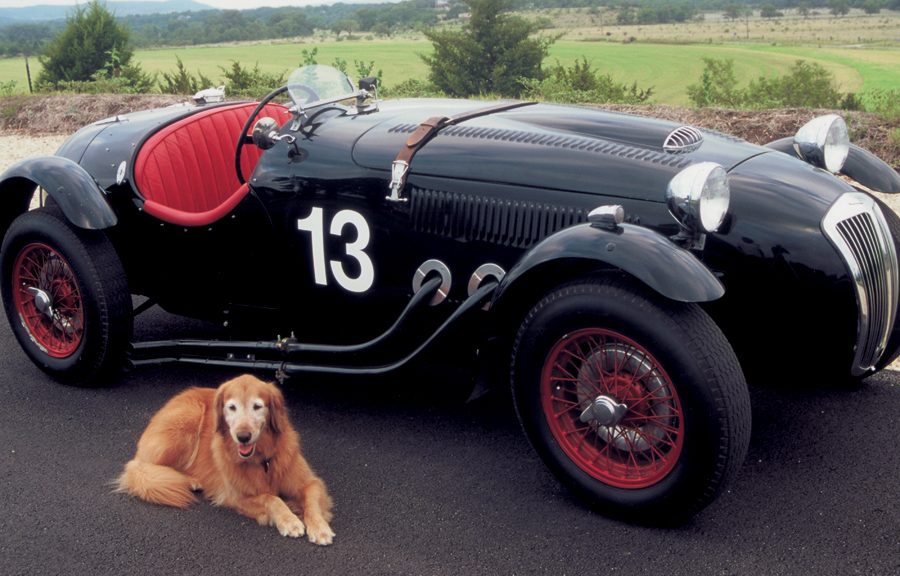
[{"left": 2, "top": 66, "right": 899, "bottom": 523}]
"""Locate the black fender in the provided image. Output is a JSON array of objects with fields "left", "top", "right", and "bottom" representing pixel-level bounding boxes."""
[
  {"left": 765, "top": 137, "right": 900, "bottom": 194},
  {"left": 492, "top": 221, "right": 724, "bottom": 307},
  {"left": 0, "top": 155, "right": 117, "bottom": 233}
]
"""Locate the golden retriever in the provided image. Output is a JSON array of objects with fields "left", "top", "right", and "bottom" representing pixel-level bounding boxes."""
[{"left": 115, "top": 374, "right": 334, "bottom": 544}]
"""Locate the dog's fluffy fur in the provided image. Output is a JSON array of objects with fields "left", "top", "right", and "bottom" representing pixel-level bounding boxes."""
[{"left": 115, "top": 374, "right": 334, "bottom": 544}]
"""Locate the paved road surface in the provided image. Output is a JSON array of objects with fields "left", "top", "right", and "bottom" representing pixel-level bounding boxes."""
[{"left": 1, "top": 308, "right": 898, "bottom": 576}]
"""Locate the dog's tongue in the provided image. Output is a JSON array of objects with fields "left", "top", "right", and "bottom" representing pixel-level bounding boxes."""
[{"left": 238, "top": 443, "right": 255, "bottom": 458}]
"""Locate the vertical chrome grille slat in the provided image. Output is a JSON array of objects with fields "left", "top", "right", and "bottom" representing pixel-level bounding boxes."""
[{"left": 823, "top": 193, "right": 899, "bottom": 375}]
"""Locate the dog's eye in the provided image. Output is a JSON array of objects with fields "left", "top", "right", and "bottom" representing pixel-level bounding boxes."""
[
  {"left": 226, "top": 403, "right": 237, "bottom": 412},
  {"left": 252, "top": 402, "right": 264, "bottom": 411}
]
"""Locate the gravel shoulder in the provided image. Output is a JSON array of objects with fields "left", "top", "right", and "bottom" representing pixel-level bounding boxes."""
[{"left": 0, "top": 133, "right": 67, "bottom": 167}]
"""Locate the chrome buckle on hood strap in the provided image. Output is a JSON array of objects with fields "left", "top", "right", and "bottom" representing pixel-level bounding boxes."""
[{"left": 385, "top": 101, "right": 537, "bottom": 203}]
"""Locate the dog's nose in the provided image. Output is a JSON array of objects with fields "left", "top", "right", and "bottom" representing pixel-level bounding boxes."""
[{"left": 236, "top": 432, "right": 252, "bottom": 444}]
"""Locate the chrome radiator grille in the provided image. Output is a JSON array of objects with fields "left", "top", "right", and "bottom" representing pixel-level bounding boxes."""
[{"left": 822, "top": 193, "right": 899, "bottom": 375}]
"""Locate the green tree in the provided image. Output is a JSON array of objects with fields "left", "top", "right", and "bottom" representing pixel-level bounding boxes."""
[
  {"left": 37, "top": 1, "right": 135, "bottom": 87},
  {"left": 760, "top": 4, "right": 783, "bottom": 18},
  {"left": 687, "top": 58, "right": 744, "bottom": 108},
  {"left": 829, "top": 0, "right": 850, "bottom": 16},
  {"left": 421, "top": 0, "right": 555, "bottom": 97},
  {"left": 745, "top": 60, "right": 844, "bottom": 109}
]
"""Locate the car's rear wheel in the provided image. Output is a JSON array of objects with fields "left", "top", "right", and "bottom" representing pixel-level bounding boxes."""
[
  {"left": 1, "top": 208, "right": 132, "bottom": 386},
  {"left": 511, "top": 275, "right": 751, "bottom": 523}
]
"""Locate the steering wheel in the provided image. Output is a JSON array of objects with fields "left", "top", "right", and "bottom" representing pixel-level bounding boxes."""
[{"left": 235, "top": 85, "right": 289, "bottom": 185}]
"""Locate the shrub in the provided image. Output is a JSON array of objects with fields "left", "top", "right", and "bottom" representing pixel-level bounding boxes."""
[
  {"left": 523, "top": 57, "right": 654, "bottom": 105},
  {"left": 38, "top": 1, "right": 133, "bottom": 86},
  {"left": 744, "top": 60, "right": 843, "bottom": 109},
  {"left": 421, "top": 0, "right": 555, "bottom": 97},
  {"left": 37, "top": 1, "right": 152, "bottom": 94},
  {"left": 689, "top": 58, "right": 851, "bottom": 110},
  {"left": 159, "top": 56, "right": 214, "bottom": 95},
  {"left": 687, "top": 58, "right": 744, "bottom": 108},
  {"left": 219, "top": 61, "right": 286, "bottom": 99},
  {"left": 862, "top": 88, "right": 900, "bottom": 120},
  {"left": 381, "top": 78, "right": 444, "bottom": 98},
  {"left": 0, "top": 80, "right": 17, "bottom": 97}
]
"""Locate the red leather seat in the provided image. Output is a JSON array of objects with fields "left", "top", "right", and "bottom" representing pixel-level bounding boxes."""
[{"left": 134, "top": 102, "right": 291, "bottom": 227}]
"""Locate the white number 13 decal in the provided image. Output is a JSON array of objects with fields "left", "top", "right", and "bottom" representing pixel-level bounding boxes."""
[{"left": 297, "top": 207, "right": 375, "bottom": 293}]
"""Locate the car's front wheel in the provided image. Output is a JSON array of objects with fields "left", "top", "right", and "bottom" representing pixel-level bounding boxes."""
[
  {"left": 1, "top": 208, "right": 132, "bottom": 386},
  {"left": 511, "top": 275, "right": 751, "bottom": 523}
]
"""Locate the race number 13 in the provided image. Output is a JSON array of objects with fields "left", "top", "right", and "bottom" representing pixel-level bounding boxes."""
[{"left": 297, "top": 207, "right": 375, "bottom": 293}]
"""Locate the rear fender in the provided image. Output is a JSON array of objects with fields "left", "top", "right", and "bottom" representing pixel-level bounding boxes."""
[
  {"left": 492, "top": 221, "right": 724, "bottom": 308},
  {"left": 0, "top": 155, "right": 117, "bottom": 236},
  {"left": 765, "top": 138, "right": 900, "bottom": 194}
]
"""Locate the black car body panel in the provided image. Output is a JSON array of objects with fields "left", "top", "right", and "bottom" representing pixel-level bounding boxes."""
[
  {"left": 3, "top": 66, "right": 897, "bottom": 521},
  {"left": 1, "top": 90, "right": 892, "bottom": 377}
]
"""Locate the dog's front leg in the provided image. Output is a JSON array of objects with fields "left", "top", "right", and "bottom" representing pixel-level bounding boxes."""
[{"left": 233, "top": 494, "right": 305, "bottom": 538}]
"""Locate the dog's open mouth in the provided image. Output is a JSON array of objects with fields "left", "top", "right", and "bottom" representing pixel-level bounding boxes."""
[{"left": 237, "top": 442, "right": 256, "bottom": 459}]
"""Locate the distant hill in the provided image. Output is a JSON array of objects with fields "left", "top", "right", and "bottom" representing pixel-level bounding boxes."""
[{"left": 0, "top": 1, "right": 215, "bottom": 24}]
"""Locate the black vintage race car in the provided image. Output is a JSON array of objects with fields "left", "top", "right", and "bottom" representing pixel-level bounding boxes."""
[{"left": 2, "top": 65, "right": 899, "bottom": 523}]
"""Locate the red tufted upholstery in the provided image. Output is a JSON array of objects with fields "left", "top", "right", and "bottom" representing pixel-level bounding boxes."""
[{"left": 134, "top": 102, "right": 291, "bottom": 227}]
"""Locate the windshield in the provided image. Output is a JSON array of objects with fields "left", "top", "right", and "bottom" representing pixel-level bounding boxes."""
[{"left": 287, "top": 65, "right": 356, "bottom": 109}]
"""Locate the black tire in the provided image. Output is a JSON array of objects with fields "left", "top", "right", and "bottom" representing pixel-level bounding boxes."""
[
  {"left": 510, "top": 275, "right": 751, "bottom": 524},
  {"left": 1, "top": 208, "right": 132, "bottom": 386}
]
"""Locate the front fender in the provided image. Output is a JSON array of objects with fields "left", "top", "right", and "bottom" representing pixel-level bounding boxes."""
[
  {"left": 493, "top": 222, "right": 724, "bottom": 305},
  {"left": 765, "top": 137, "right": 900, "bottom": 194},
  {"left": 0, "top": 155, "right": 117, "bottom": 232}
]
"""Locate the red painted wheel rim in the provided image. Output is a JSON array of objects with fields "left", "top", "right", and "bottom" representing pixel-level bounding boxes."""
[
  {"left": 541, "top": 328, "right": 684, "bottom": 489},
  {"left": 11, "top": 242, "right": 84, "bottom": 358}
]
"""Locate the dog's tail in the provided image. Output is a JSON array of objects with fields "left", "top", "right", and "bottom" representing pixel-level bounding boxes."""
[{"left": 114, "top": 459, "right": 197, "bottom": 509}]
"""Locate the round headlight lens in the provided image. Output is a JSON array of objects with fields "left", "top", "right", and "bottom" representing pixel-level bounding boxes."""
[
  {"left": 793, "top": 114, "right": 849, "bottom": 174},
  {"left": 666, "top": 162, "right": 730, "bottom": 234}
]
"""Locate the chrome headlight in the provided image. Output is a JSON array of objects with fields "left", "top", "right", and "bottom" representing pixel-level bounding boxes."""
[
  {"left": 666, "top": 162, "right": 730, "bottom": 234},
  {"left": 793, "top": 114, "right": 849, "bottom": 174}
]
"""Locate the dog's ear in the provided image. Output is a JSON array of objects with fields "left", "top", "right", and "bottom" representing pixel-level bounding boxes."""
[
  {"left": 266, "top": 383, "right": 289, "bottom": 435},
  {"left": 214, "top": 384, "right": 228, "bottom": 435}
]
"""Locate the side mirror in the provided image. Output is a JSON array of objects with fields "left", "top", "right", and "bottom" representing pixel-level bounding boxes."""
[
  {"left": 251, "top": 117, "right": 280, "bottom": 150},
  {"left": 359, "top": 77, "right": 378, "bottom": 92}
]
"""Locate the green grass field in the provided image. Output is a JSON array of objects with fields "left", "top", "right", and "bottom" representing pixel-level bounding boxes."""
[{"left": 0, "top": 37, "right": 896, "bottom": 107}]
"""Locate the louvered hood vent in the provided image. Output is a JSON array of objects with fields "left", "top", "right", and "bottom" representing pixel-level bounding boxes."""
[{"left": 663, "top": 126, "right": 703, "bottom": 153}]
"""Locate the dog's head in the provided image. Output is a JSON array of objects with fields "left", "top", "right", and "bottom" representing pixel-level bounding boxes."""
[{"left": 214, "top": 374, "right": 289, "bottom": 460}]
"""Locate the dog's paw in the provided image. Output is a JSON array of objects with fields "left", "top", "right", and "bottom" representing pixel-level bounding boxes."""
[
  {"left": 306, "top": 521, "right": 335, "bottom": 546},
  {"left": 276, "top": 515, "right": 306, "bottom": 538}
]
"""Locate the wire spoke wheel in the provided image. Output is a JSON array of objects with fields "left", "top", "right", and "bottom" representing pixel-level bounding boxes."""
[
  {"left": 1, "top": 208, "right": 132, "bottom": 386},
  {"left": 542, "top": 328, "right": 683, "bottom": 489},
  {"left": 12, "top": 242, "right": 84, "bottom": 358},
  {"left": 511, "top": 276, "right": 751, "bottom": 522}
]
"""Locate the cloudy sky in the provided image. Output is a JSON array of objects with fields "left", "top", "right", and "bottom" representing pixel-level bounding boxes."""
[{"left": 0, "top": 1, "right": 321, "bottom": 8}]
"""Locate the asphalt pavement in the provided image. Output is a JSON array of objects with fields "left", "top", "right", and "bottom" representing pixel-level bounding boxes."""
[{"left": 1, "top": 307, "right": 898, "bottom": 576}]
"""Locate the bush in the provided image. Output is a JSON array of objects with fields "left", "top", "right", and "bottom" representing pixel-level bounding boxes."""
[
  {"left": 219, "top": 61, "right": 286, "bottom": 99},
  {"left": 38, "top": 1, "right": 132, "bottom": 86},
  {"left": 688, "top": 58, "right": 851, "bottom": 110},
  {"left": 421, "top": 0, "right": 555, "bottom": 97},
  {"left": 687, "top": 58, "right": 744, "bottom": 108},
  {"left": 380, "top": 78, "right": 444, "bottom": 99},
  {"left": 862, "top": 88, "right": 900, "bottom": 120},
  {"left": 0, "top": 80, "right": 17, "bottom": 97},
  {"left": 523, "top": 57, "right": 654, "bottom": 105},
  {"left": 159, "top": 56, "right": 215, "bottom": 95},
  {"left": 744, "top": 60, "right": 843, "bottom": 109}
]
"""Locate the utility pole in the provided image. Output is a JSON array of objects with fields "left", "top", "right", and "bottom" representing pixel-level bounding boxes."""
[{"left": 25, "top": 55, "right": 33, "bottom": 93}]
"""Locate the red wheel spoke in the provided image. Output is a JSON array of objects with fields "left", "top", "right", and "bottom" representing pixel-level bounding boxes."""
[
  {"left": 12, "top": 243, "right": 84, "bottom": 358},
  {"left": 541, "top": 327, "right": 683, "bottom": 489}
]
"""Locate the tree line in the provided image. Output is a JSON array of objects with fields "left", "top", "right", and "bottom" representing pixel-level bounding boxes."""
[
  {"left": 0, "top": 0, "right": 440, "bottom": 57},
  {"left": 3, "top": 0, "right": 899, "bottom": 57}
]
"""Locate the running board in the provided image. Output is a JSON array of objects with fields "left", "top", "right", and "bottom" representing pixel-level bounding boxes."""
[{"left": 130, "top": 279, "right": 497, "bottom": 382}]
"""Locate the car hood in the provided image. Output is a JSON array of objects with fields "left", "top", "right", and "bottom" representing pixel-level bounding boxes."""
[{"left": 352, "top": 99, "right": 771, "bottom": 203}]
